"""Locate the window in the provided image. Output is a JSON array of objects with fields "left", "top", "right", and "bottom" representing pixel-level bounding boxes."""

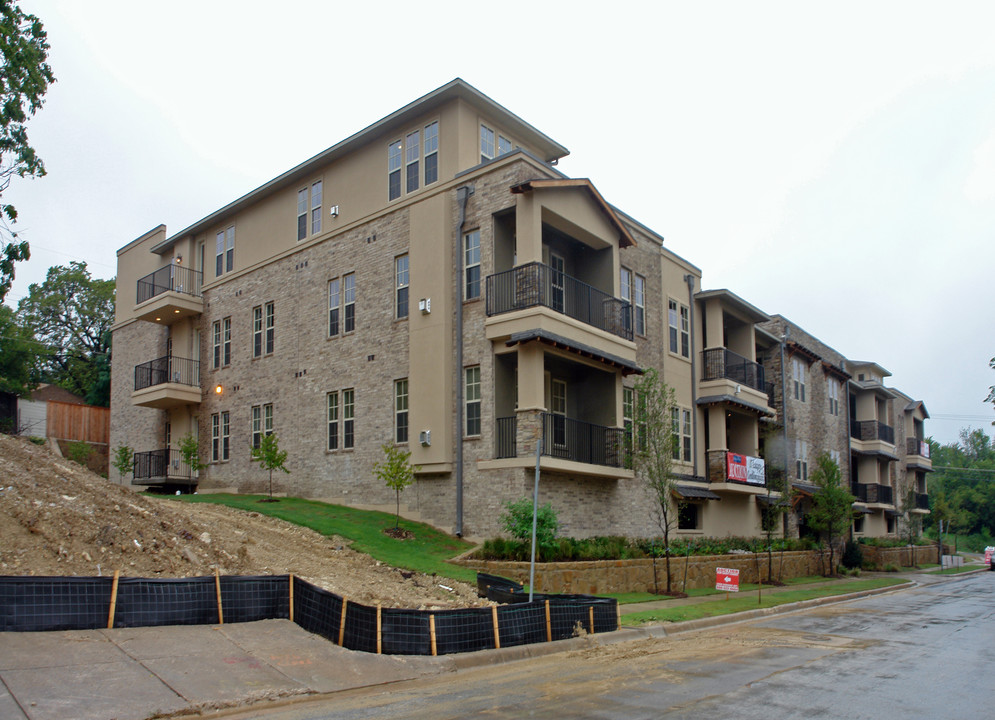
[
  {"left": 164, "top": 422, "right": 171, "bottom": 448},
  {"left": 395, "top": 254, "right": 409, "bottom": 319},
  {"left": 343, "top": 389, "right": 355, "bottom": 449},
  {"left": 297, "top": 181, "right": 322, "bottom": 240},
  {"left": 549, "top": 253, "right": 564, "bottom": 313},
  {"left": 623, "top": 387, "right": 634, "bottom": 458},
  {"left": 620, "top": 267, "right": 632, "bottom": 310},
  {"left": 828, "top": 378, "right": 840, "bottom": 416},
  {"left": 343, "top": 273, "right": 356, "bottom": 333},
  {"left": 405, "top": 129, "right": 420, "bottom": 193},
  {"left": 480, "top": 125, "right": 495, "bottom": 162},
  {"left": 388, "top": 139, "right": 402, "bottom": 201},
  {"left": 830, "top": 449, "right": 841, "bottom": 468},
  {"left": 252, "top": 306, "right": 263, "bottom": 358},
  {"left": 668, "top": 300, "right": 690, "bottom": 357},
  {"left": 796, "top": 439, "right": 808, "bottom": 481},
  {"left": 424, "top": 121, "right": 439, "bottom": 185},
  {"left": 792, "top": 358, "right": 807, "bottom": 402},
  {"left": 634, "top": 273, "right": 646, "bottom": 336},
  {"left": 853, "top": 515, "right": 864, "bottom": 534},
  {"left": 212, "top": 320, "right": 221, "bottom": 369},
  {"left": 327, "top": 391, "right": 339, "bottom": 451},
  {"left": 265, "top": 302, "right": 275, "bottom": 354},
  {"left": 251, "top": 403, "right": 273, "bottom": 450},
  {"left": 328, "top": 278, "right": 340, "bottom": 336},
  {"left": 670, "top": 407, "right": 692, "bottom": 462},
  {"left": 636, "top": 391, "right": 647, "bottom": 452},
  {"left": 465, "top": 366, "right": 481, "bottom": 436},
  {"left": 886, "top": 515, "right": 896, "bottom": 534},
  {"left": 215, "top": 226, "right": 234, "bottom": 277},
  {"left": 222, "top": 317, "right": 231, "bottom": 366},
  {"left": 551, "top": 378, "right": 567, "bottom": 447},
  {"left": 211, "top": 411, "right": 230, "bottom": 462},
  {"left": 678, "top": 503, "right": 699, "bottom": 530},
  {"left": 464, "top": 230, "right": 480, "bottom": 300},
  {"left": 395, "top": 379, "right": 409, "bottom": 444},
  {"left": 498, "top": 135, "right": 512, "bottom": 156}
]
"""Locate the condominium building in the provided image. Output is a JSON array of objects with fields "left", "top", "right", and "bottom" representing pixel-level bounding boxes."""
[{"left": 111, "top": 79, "right": 927, "bottom": 540}]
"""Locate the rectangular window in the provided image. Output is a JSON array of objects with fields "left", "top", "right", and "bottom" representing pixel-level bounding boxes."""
[
  {"left": 395, "top": 254, "right": 409, "bottom": 319},
  {"left": 252, "top": 306, "right": 263, "bottom": 358},
  {"left": 636, "top": 391, "right": 647, "bottom": 452},
  {"left": 623, "top": 387, "right": 634, "bottom": 456},
  {"left": 551, "top": 378, "right": 567, "bottom": 447},
  {"left": 343, "top": 389, "right": 355, "bottom": 449},
  {"left": 265, "top": 301, "right": 275, "bottom": 354},
  {"left": 328, "top": 278, "right": 340, "bottom": 336},
  {"left": 388, "top": 139, "right": 402, "bottom": 201},
  {"left": 464, "top": 230, "right": 480, "bottom": 300},
  {"left": 395, "top": 379, "right": 409, "bottom": 444},
  {"left": 327, "top": 391, "right": 339, "bottom": 451},
  {"left": 830, "top": 449, "right": 841, "bottom": 468},
  {"left": 678, "top": 503, "right": 699, "bottom": 530},
  {"left": 679, "top": 305, "right": 690, "bottom": 357},
  {"left": 480, "top": 125, "right": 495, "bottom": 162},
  {"left": 405, "top": 129, "right": 420, "bottom": 193},
  {"left": 669, "top": 300, "right": 690, "bottom": 357},
  {"left": 251, "top": 403, "right": 273, "bottom": 450},
  {"left": 222, "top": 411, "right": 229, "bottom": 461},
  {"left": 423, "top": 121, "right": 438, "bottom": 185},
  {"left": 828, "top": 378, "right": 840, "bottom": 416},
  {"left": 634, "top": 273, "right": 646, "bottom": 336},
  {"left": 498, "top": 135, "right": 512, "bottom": 156},
  {"left": 298, "top": 181, "right": 322, "bottom": 239},
  {"left": 343, "top": 273, "right": 356, "bottom": 333},
  {"left": 297, "top": 188, "right": 307, "bottom": 241},
  {"left": 672, "top": 407, "right": 692, "bottom": 462},
  {"left": 465, "top": 366, "right": 481, "bottom": 436},
  {"left": 620, "top": 267, "right": 632, "bottom": 307},
  {"left": 796, "top": 439, "right": 808, "bottom": 480},
  {"left": 310, "top": 180, "right": 322, "bottom": 235},
  {"left": 212, "top": 411, "right": 230, "bottom": 462},
  {"left": 222, "top": 317, "right": 231, "bottom": 367},
  {"left": 225, "top": 227, "right": 234, "bottom": 273},
  {"left": 682, "top": 409, "right": 692, "bottom": 463},
  {"left": 212, "top": 320, "right": 221, "bottom": 369},
  {"left": 671, "top": 407, "right": 681, "bottom": 461},
  {"left": 792, "top": 358, "right": 807, "bottom": 402},
  {"left": 215, "top": 230, "right": 224, "bottom": 277}
]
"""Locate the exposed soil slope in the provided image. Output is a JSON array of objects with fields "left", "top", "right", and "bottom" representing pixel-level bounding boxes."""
[{"left": 0, "top": 434, "right": 484, "bottom": 610}]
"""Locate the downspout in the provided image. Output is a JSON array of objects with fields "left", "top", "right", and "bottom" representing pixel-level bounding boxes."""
[
  {"left": 685, "top": 274, "right": 699, "bottom": 480},
  {"left": 844, "top": 371, "right": 854, "bottom": 542},
  {"left": 454, "top": 185, "right": 474, "bottom": 537},
  {"left": 780, "top": 326, "right": 790, "bottom": 497}
]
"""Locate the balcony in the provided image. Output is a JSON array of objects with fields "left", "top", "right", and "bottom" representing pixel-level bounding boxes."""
[
  {"left": 905, "top": 438, "right": 933, "bottom": 470},
  {"left": 131, "top": 355, "right": 201, "bottom": 409},
  {"left": 135, "top": 265, "right": 203, "bottom": 325},
  {"left": 133, "top": 448, "right": 198, "bottom": 486},
  {"left": 704, "top": 450, "right": 770, "bottom": 493},
  {"left": 486, "top": 262, "right": 633, "bottom": 341},
  {"left": 494, "top": 414, "right": 629, "bottom": 469},
  {"left": 852, "top": 482, "right": 894, "bottom": 506},
  {"left": 850, "top": 420, "right": 895, "bottom": 445},
  {"left": 701, "top": 348, "right": 767, "bottom": 392}
]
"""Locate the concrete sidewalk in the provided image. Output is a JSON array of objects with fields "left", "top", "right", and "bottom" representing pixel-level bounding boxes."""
[{"left": 0, "top": 565, "right": 987, "bottom": 720}]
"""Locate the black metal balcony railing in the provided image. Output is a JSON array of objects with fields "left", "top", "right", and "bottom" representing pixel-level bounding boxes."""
[
  {"left": 852, "top": 483, "right": 894, "bottom": 505},
  {"left": 485, "top": 262, "right": 633, "bottom": 341},
  {"left": 134, "top": 355, "right": 200, "bottom": 391},
  {"left": 765, "top": 381, "right": 777, "bottom": 401},
  {"left": 850, "top": 420, "right": 895, "bottom": 445},
  {"left": 133, "top": 449, "right": 195, "bottom": 484},
  {"left": 700, "top": 348, "right": 766, "bottom": 392},
  {"left": 906, "top": 438, "right": 931, "bottom": 458},
  {"left": 496, "top": 416, "right": 517, "bottom": 459},
  {"left": 137, "top": 264, "right": 203, "bottom": 305},
  {"left": 541, "top": 413, "right": 628, "bottom": 467}
]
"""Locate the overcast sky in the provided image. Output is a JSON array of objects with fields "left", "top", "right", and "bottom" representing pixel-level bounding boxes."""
[{"left": 4, "top": 0, "right": 993, "bottom": 445}]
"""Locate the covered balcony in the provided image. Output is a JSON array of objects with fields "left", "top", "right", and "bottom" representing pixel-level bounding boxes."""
[
  {"left": 704, "top": 449, "right": 770, "bottom": 494},
  {"left": 701, "top": 348, "right": 766, "bottom": 392},
  {"left": 135, "top": 264, "right": 203, "bottom": 325},
  {"left": 852, "top": 482, "right": 894, "bottom": 506},
  {"left": 495, "top": 413, "right": 628, "bottom": 469},
  {"left": 905, "top": 437, "right": 933, "bottom": 471},
  {"left": 131, "top": 355, "right": 201, "bottom": 409},
  {"left": 133, "top": 448, "right": 198, "bottom": 487},
  {"left": 486, "top": 262, "right": 633, "bottom": 340}
]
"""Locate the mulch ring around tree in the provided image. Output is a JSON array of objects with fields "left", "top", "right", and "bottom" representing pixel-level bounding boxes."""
[{"left": 383, "top": 527, "right": 414, "bottom": 540}]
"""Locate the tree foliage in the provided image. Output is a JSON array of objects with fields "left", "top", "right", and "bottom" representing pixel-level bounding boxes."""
[
  {"left": 250, "top": 432, "right": 289, "bottom": 500},
  {"left": 0, "top": 301, "right": 39, "bottom": 395},
  {"left": 178, "top": 432, "right": 206, "bottom": 473},
  {"left": 0, "top": 0, "right": 56, "bottom": 301},
  {"left": 111, "top": 444, "right": 133, "bottom": 480},
  {"left": 16, "top": 262, "right": 114, "bottom": 403},
  {"left": 373, "top": 443, "right": 419, "bottom": 529},
  {"left": 806, "top": 452, "right": 854, "bottom": 575},
  {"left": 632, "top": 367, "right": 680, "bottom": 593},
  {"left": 926, "top": 428, "right": 995, "bottom": 543},
  {"left": 501, "top": 497, "right": 559, "bottom": 553}
]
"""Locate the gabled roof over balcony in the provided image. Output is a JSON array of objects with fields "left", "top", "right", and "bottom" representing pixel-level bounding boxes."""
[{"left": 511, "top": 178, "right": 636, "bottom": 249}]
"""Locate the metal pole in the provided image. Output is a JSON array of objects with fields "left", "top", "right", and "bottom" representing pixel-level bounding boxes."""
[{"left": 529, "top": 437, "right": 542, "bottom": 602}]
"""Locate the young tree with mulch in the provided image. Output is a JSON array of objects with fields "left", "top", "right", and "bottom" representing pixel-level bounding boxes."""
[
  {"left": 250, "top": 432, "right": 289, "bottom": 501},
  {"left": 374, "top": 443, "right": 419, "bottom": 531},
  {"left": 807, "top": 453, "right": 854, "bottom": 575}
]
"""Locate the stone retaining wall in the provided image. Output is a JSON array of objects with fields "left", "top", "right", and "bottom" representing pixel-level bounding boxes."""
[{"left": 860, "top": 544, "right": 943, "bottom": 569}]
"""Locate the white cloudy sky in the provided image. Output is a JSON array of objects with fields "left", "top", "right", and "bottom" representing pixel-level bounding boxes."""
[{"left": 4, "top": 0, "right": 993, "bottom": 445}]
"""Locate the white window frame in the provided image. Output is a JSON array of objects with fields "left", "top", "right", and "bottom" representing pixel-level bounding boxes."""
[
  {"left": 264, "top": 301, "right": 275, "bottom": 354},
  {"left": 328, "top": 278, "right": 340, "bottom": 337},
  {"left": 387, "top": 139, "right": 402, "bottom": 201},
  {"left": 405, "top": 129, "right": 420, "bottom": 193},
  {"left": 343, "top": 273, "right": 356, "bottom": 333},
  {"left": 343, "top": 388, "right": 355, "bottom": 449},
  {"left": 212, "top": 320, "right": 221, "bottom": 369},
  {"left": 796, "top": 439, "right": 808, "bottom": 480},
  {"left": 212, "top": 411, "right": 230, "bottom": 462},
  {"left": 480, "top": 125, "right": 495, "bottom": 162},
  {"left": 792, "top": 357, "right": 807, "bottom": 402},
  {"left": 389, "top": 121, "right": 439, "bottom": 200},
  {"left": 395, "top": 378, "right": 409, "bottom": 444},
  {"left": 251, "top": 403, "right": 273, "bottom": 450},
  {"left": 423, "top": 121, "right": 439, "bottom": 185},
  {"left": 828, "top": 378, "right": 840, "bottom": 416},
  {"left": 634, "top": 273, "right": 646, "bottom": 336},
  {"left": 395, "top": 254, "right": 409, "bottom": 319},
  {"left": 465, "top": 366, "right": 481, "bottom": 437},
  {"left": 252, "top": 305, "right": 263, "bottom": 358},
  {"left": 214, "top": 226, "right": 234, "bottom": 276},
  {"left": 327, "top": 391, "right": 339, "bottom": 451},
  {"left": 222, "top": 317, "right": 231, "bottom": 367},
  {"left": 464, "top": 230, "right": 481, "bottom": 300}
]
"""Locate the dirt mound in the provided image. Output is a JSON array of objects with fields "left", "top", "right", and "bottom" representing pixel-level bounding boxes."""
[{"left": 0, "top": 434, "right": 485, "bottom": 610}]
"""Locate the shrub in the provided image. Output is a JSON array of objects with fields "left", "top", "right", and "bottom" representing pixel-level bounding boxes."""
[
  {"left": 28, "top": 436, "right": 45, "bottom": 446},
  {"left": 501, "top": 497, "right": 558, "bottom": 552},
  {"left": 66, "top": 440, "right": 92, "bottom": 467},
  {"left": 882, "top": 563, "right": 900, "bottom": 572},
  {"left": 842, "top": 540, "right": 863, "bottom": 569}
]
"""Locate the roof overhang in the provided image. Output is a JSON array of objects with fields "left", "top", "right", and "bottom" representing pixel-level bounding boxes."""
[
  {"left": 673, "top": 484, "right": 721, "bottom": 500},
  {"left": 505, "top": 329, "right": 642, "bottom": 375},
  {"left": 786, "top": 341, "right": 822, "bottom": 365},
  {"left": 510, "top": 178, "right": 636, "bottom": 249},
  {"left": 696, "top": 394, "right": 776, "bottom": 417},
  {"left": 694, "top": 289, "right": 769, "bottom": 323}
]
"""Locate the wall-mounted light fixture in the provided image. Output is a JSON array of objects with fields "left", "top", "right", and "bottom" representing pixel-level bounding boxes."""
[{"left": 214, "top": 384, "right": 223, "bottom": 395}]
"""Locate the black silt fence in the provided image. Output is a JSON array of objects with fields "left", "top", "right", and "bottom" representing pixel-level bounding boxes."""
[{"left": 0, "top": 573, "right": 618, "bottom": 655}]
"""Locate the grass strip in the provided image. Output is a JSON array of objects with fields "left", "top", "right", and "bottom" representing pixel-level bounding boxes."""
[
  {"left": 620, "top": 578, "right": 906, "bottom": 626},
  {"left": 164, "top": 493, "right": 477, "bottom": 582}
]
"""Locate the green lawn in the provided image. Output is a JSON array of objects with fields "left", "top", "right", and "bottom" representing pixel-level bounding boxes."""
[
  {"left": 935, "top": 565, "right": 984, "bottom": 575},
  {"left": 164, "top": 493, "right": 477, "bottom": 582},
  {"left": 620, "top": 577, "right": 907, "bottom": 626}
]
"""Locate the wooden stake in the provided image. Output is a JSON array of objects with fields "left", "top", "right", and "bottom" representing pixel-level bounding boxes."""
[
  {"left": 338, "top": 598, "right": 348, "bottom": 647},
  {"left": 376, "top": 604, "right": 382, "bottom": 655},
  {"left": 491, "top": 605, "right": 501, "bottom": 649},
  {"left": 107, "top": 570, "right": 120, "bottom": 629},
  {"left": 288, "top": 574, "right": 294, "bottom": 623},
  {"left": 215, "top": 568, "right": 224, "bottom": 625},
  {"left": 616, "top": 601, "right": 622, "bottom": 630},
  {"left": 544, "top": 600, "right": 552, "bottom": 642},
  {"left": 588, "top": 606, "right": 595, "bottom": 635},
  {"left": 429, "top": 614, "right": 437, "bottom": 656}
]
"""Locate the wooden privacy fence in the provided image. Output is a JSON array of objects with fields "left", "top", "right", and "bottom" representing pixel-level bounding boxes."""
[{"left": 46, "top": 401, "right": 110, "bottom": 445}]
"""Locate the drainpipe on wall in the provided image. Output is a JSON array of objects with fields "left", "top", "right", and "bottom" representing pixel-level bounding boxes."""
[
  {"left": 779, "top": 325, "right": 790, "bottom": 519},
  {"left": 685, "top": 274, "right": 699, "bottom": 480},
  {"left": 454, "top": 184, "right": 474, "bottom": 538},
  {"left": 844, "top": 371, "right": 854, "bottom": 542}
]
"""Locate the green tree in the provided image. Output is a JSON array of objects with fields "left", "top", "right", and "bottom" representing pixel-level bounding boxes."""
[
  {"left": 632, "top": 367, "right": 680, "bottom": 593},
  {"left": 178, "top": 432, "right": 206, "bottom": 475},
  {"left": 900, "top": 486, "right": 923, "bottom": 567},
  {"left": 16, "top": 262, "right": 114, "bottom": 402},
  {"left": 0, "top": 302, "right": 40, "bottom": 395},
  {"left": 987, "top": 356, "right": 994, "bottom": 423},
  {"left": 501, "top": 497, "right": 558, "bottom": 557},
  {"left": 0, "top": 0, "right": 56, "bottom": 302},
  {"left": 111, "top": 444, "right": 133, "bottom": 481},
  {"left": 250, "top": 432, "right": 289, "bottom": 500},
  {"left": 806, "top": 453, "right": 854, "bottom": 576},
  {"left": 373, "top": 443, "right": 419, "bottom": 529}
]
